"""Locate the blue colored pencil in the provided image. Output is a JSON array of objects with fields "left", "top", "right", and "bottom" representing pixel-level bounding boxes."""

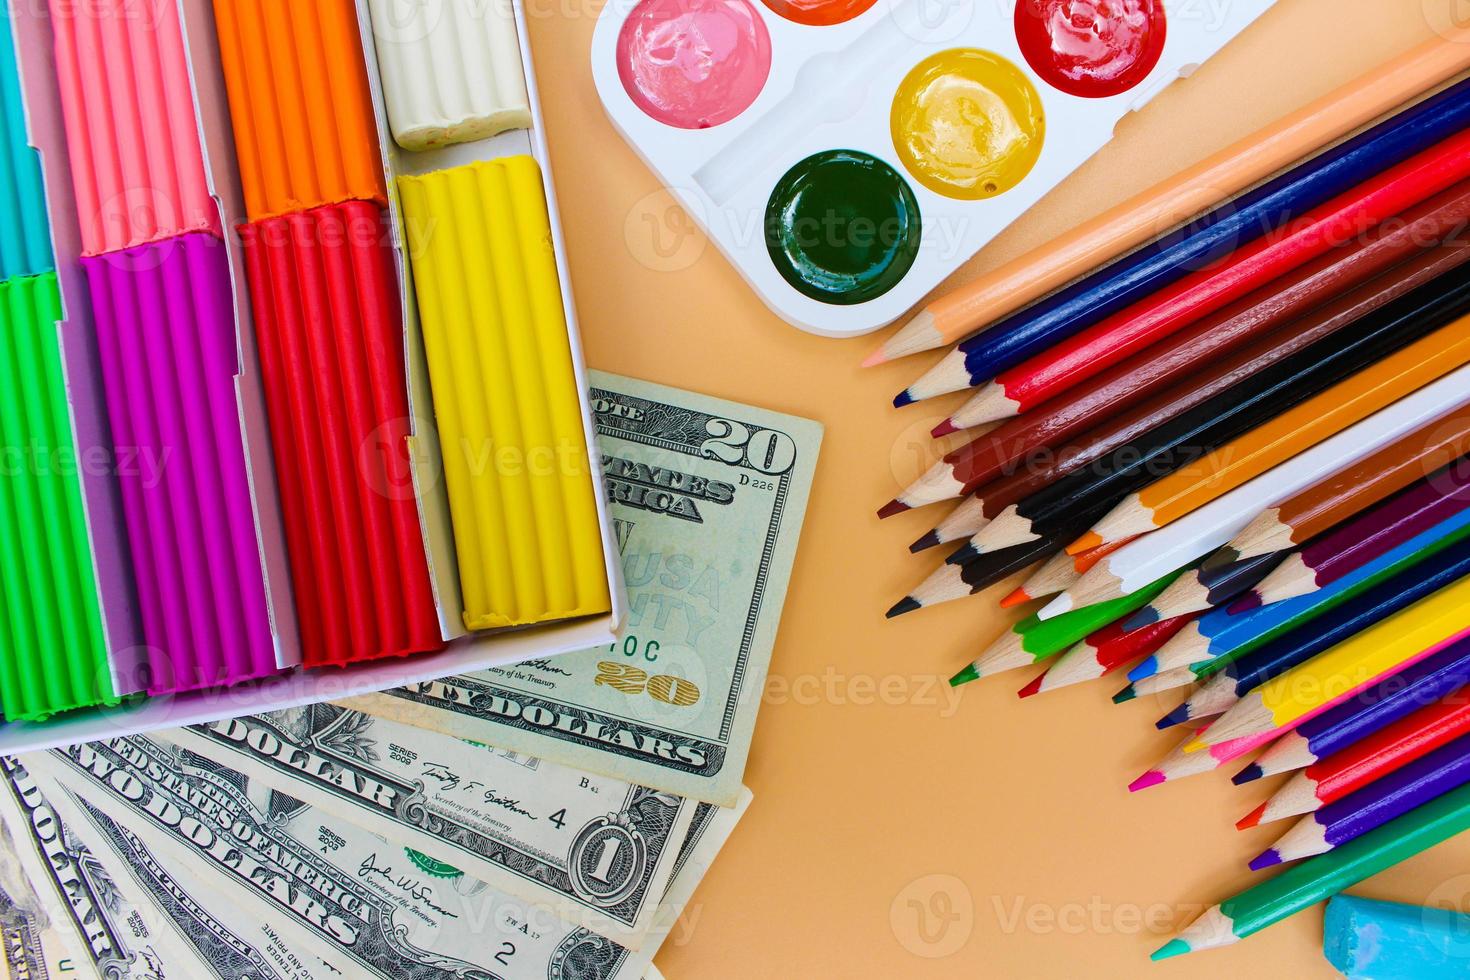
[
  {"left": 896, "top": 75, "right": 1470, "bottom": 406},
  {"left": 1157, "top": 535, "right": 1470, "bottom": 728},
  {"left": 1235, "top": 633, "right": 1470, "bottom": 783},
  {"left": 1125, "top": 508, "right": 1470, "bottom": 685}
]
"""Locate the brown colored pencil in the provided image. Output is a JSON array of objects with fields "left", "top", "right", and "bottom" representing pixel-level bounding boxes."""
[
  {"left": 880, "top": 236, "right": 1470, "bottom": 518},
  {"left": 1224, "top": 406, "right": 1470, "bottom": 561}
]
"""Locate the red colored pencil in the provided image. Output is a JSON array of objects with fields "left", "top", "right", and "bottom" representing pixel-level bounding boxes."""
[
  {"left": 1239, "top": 689, "right": 1470, "bottom": 828},
  {"left": 1023, "top": 614, "right": 1198, "bottom": 696},
  {"left": 934, "top": 180, "right": 1470, "bottom": 435},
  {"left": 929, "top": 127, "right": 1470, "bottom": 421}
]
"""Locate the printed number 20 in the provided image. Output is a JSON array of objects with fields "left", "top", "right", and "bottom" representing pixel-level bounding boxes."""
[
  {"left": 702, "top": 419, "right": 796, "bottom": 475},
  {"left": 594, "top": 662, "right": 700, "bottom": 706}
]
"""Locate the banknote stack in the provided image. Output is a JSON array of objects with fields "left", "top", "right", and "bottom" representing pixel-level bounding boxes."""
[{"left": 0, "top": 374, "right": 821, "bottom": 979}]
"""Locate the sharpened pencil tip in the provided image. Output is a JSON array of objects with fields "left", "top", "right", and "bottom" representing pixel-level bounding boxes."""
[
  {"left": 950, "top": 664, "right": 980, "bottom": 687},
  {"left": 1249, "top": 850, "right": 1282, "bottom": 871},
  {"left": 1229, "top": 593, "right": 1262, "bottom": 615},
  {"left": 1181, "top": 737, "right": 1206, "bottom": 753},
  {"left": 1236, "top": 803, "right": 1266, "bottom": 831},
  {"left": 1151, "top": 940, "right": 1190, "bottom": 961},
  {"left": 1155, "top": 704, "right": 1191, "bottom": 730},
  {"left": 861, "top": 347, "right": 888, "bottom": 368},
  {"left": 1233, "top": 763, "right": 1265, "bottom": 785},
  {"left": 999, "top": 588, "right": 1029, "bottom": 609},
  {"left": 1066, "top": 532, "right": 1103, "bottom": 556},
  {"left": 892, "top": 389, "right": 915, "bottom": 408},
  {"left": 909, "top": 531, "right": 941, "bottom": 553},
  {"left": 946, "top": 545, "right": 979, "bottom": 566},
  {"left": 1017, "top": 674, "right": 1043, "bottom": 699},
  {"left": 931, "top": 419, "right": 958, "bottom": 438},
  {"left": 1129, "top": 770, "right": 1165, "bottom": 792},
  {"left": 1112, "top": 685, "right": 1138, "bottom": 704},
  {"left": 1127, "top": 656, "right": 1159, "bottom": 682},
  {"left": 886, "top": 596, "right": 921, "bottom": 619},
  {"left": 877, "top": 499, "right": 910, "bottom": 519},
  {"left": 1122, "top": 608, "right": 1158, "bottom": 633}
]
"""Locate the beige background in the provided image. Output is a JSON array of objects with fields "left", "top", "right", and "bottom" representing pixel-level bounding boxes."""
[{"left": 525, "top": 0, "right": 1470, "bottom": 975}]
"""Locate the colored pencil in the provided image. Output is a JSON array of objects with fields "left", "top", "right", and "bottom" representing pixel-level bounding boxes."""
[
  {"left": 1134, "top": 512, "right": 1470, "bottom": 681},
  {"left": 1003, "top": 542, "right": 1126, "bottom": 607},
  {"left": 1075, "top": 313, "right": 1470, "bottom": 551},
  {"left": 1222, "top": 405, "right": 1470, "bottom": 562},
  {"left": 896, "top": 115, "right": 1470, "bottom": 405},
  {"left": 1242, "top": 461, "right": 1470, "bottom": 609},
  {"left": 1042, "top": 358, "right": 1470, "bottom": 619},
  {"left": 1117, "top": 667, "right": 1200, "bottom": 703},
  {"left": 1198, "top": 576, "right": 1470, "bottom": 748},
  {"left": 932, "top": 181, "right": 1470, "bottom": 435},
  {"left": 884, "top": 235, "right": 1470, "bottom": 517},
  {"left": 950, "top": 570, "right": 1184, "bottom": 685},
  {"left": 1129, "top": 721, "right": 1275, "bottom": 791},
  {"left": 1151, "top": 781, "right": 1470, "bottom": 959},
  {"left": 1157, "top": 536, "right": 1470, "bottom": 730},
  {"left": 864, "top": 30, "right": 1470, "bottom": 365},
  {"left": 1251, "top": 734, "right": 1470, "bottom": 868},
  {"left": 1026, "top": 614, "right": 1195, "bottom": 695},
  {"left": 888, "top": 528, "right": 1082, "bottom": 618},
  {"left": 1237, "top": 635, "right": 1470, "bottom": 783},
  {"left": 1243, "top": 690, "right": 1470, "bottom": 828},
  {"left": 1124, "top": 551, "right": 1286, "bottom": 632}
]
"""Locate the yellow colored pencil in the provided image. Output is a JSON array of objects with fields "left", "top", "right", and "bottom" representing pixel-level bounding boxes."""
[{"left": 1193, "top": 574, "right": 1470, "bottom": 747}]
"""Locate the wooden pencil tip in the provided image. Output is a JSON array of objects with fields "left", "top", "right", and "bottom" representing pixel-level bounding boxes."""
[
  {"left": 1236, "top": 803, "right": 1267, "bottom": 831},
  {"left": 1066, "top": 532, "right": 1103, "bottom": 556},
  {"left": 860, "top": 347, "right": 888, "bottom": 368},
  {"left": 1112, "top": 685, "right": 1138, "bottom": 704},
  {"left": 1151, "top": 939, "right": 1190, "bottom": 962},
  {"left": 1248, "top": 849, "right": 1282, "bottom": 871},
  {"left": 999, "top": 588, "right": 1029, "bottom": 609},
  {"left": 877, "top": 499, "right": 910, "bottom": 519},
  {"left": 909, "top": 530, "right": 942, "bottom": 553},
  {"left": 930, "top": 418, "right": 958, "bottom": 438},
  {"left": 950, "top": 664, "right": 979, "bottom": 687},
  {"left": 886, "top": 596, "right": 921, "bottom": 619},
  {"left": 1155, "top": 704, "right": 1191, "bottom": 730},
  {"left": 892, "top": 389, "right": 916, "bottom": 408},
  {"left": 1233, "top": 763, "right": 1265, "bottom": 785},
  {"left": 1229, "top": 593, "right": 1262, "bottom": 615},
  {"left": 1129, "top": 770, "right": 1165, "bottom": 792},
  {"left": 1016, "top": 674, "right": 1043, "bottom": 699}
]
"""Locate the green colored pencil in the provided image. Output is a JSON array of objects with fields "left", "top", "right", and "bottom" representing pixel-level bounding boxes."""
[
  {"left": 1153, "top": 779, "right": 1470, "bottom": 958},
  {"left": 951, "top": 569, "right": 1186, "bottom": 685}
]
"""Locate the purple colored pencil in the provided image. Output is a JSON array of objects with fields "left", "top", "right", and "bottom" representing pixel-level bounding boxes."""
[
  {"left": 1235, "top": 633, "right": 1470, "bottom": 783},
  {"left": 1235, "top": 461, "right": 1470, "bottom": 610},
  {"left": 82, "top": 233, "right": 277, "bottom": 693},
  {"left": 1251, "top": 731, "right": 1470, "bottom": 868}
]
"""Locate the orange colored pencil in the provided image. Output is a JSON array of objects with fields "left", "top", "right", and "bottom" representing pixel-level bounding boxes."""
[
  {"left": 1074, "top": 325, "right": 1470, "bottom": 551},
  {"left": 862, "top": 28, "right": 1470, "bottom": 366}
]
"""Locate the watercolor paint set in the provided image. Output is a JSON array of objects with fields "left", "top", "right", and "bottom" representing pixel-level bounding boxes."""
[
  {"left": 0, "top": 0, "right": 623, "bottom": 753},
  {"left": 592, "top": 0, "right": 1277, "bottom": 336}
]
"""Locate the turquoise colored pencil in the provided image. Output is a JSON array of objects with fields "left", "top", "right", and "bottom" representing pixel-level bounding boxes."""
[{"left": 1153, "top": 780, "right": 1470, "bottom": 958}]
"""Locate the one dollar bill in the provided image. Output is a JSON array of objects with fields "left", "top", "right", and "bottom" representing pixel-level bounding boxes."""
[
  {"left": 347, "top": 373, "right": 822, "bottom": 805},
  {"left": 3, "top": 754, "right": 336, "bottom": 980},
  {"left": 158, "top": 705, "right": 695, "bottom": 948},
  {"left": 29, "top": 738, "right": 749, "bottom": 980}
]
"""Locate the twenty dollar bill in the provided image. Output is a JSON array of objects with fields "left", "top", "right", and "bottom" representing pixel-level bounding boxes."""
[{"left": 348, "top": 373, "right": 822, "bottom": 806}]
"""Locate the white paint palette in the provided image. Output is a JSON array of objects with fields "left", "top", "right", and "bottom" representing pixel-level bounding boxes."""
[{"left": 592, "top": 0, "right": 1277, "bottom": 337}]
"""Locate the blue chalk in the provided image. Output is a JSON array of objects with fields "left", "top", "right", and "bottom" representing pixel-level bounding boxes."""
[{"left": 1325, "top": 895, "right": 1470, "bottom": 978}]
